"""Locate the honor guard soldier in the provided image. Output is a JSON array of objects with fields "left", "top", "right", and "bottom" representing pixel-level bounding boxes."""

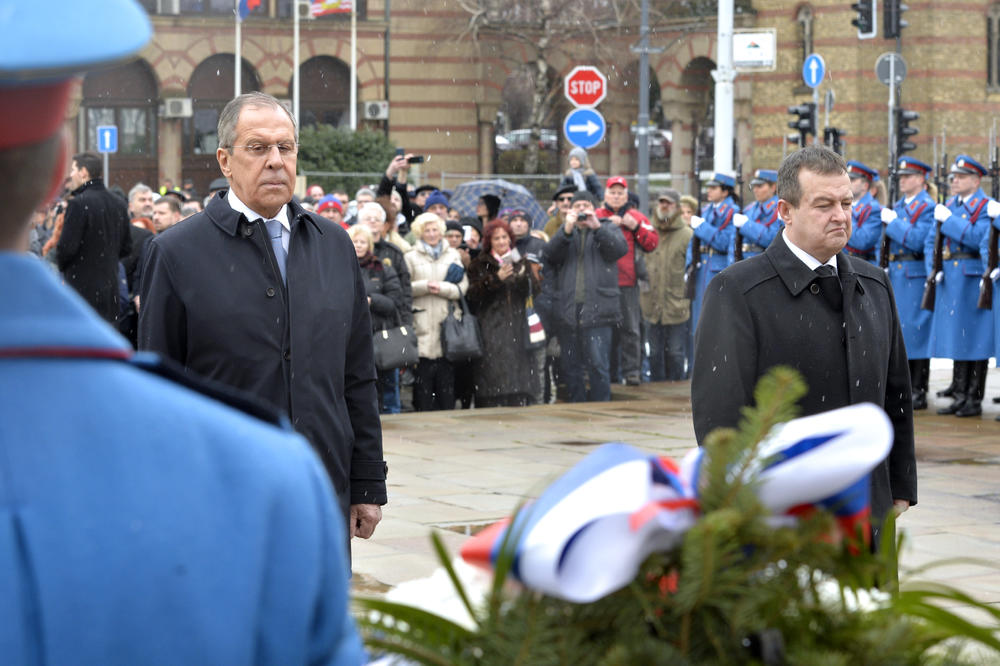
[
  {"left": 926, "top": 155, "right": 997, "bottom": 417},
  {"left": 980, "top": 170, "right": 1000, "bottom": 421},
  {"left": 0, "top": 1, "right": 365, "bottom": 662},
  {"left": 686, "top": 172, "right": 737, "bottom": 341},
  {"left": 879, "top": 157, "right": 936, "bottom": 409},
  {"left": 845, "top": 161, "right": 883, "bottom": 264},
  {"left": 730, "top": 168, "right": 780, "bottom": 262}
]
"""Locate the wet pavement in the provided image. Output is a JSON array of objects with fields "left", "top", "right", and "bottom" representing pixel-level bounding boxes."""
[{"left": 351, "top": 365, "right": 1000, "bottom": 613}]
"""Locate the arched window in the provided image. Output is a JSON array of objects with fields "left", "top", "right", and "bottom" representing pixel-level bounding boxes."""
[
  {"left": 289, "top": 56, "right": 351, "bottom": 128},
  {"left": 81, "top": 59, "right": 158, "bottom": 189},
  {"left": 989, "top": 4, "right": 1000, "bottom": 90},
  {"left": 184, "top": 54, "right": 261, "bottom": 194}
]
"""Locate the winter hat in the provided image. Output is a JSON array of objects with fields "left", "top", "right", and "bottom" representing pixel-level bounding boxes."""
[{"left": 424, "top": 190, "right": 450, "bottom": 210}]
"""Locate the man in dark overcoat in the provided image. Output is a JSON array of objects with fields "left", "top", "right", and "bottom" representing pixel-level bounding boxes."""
[
  {"left": 139, "top": 92, "right": 386, "bottom": 541},
  {"left": 691, "top": 146, "right": 917, "bottom": 539},
  {"left": 57, "top": 151, "right": 132, "bottom": 323}
]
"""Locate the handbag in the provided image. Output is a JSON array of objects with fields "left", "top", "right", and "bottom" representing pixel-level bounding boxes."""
[
  {"left": 524, "top": 293, "right": 546, "bottom": 350},
  {"left": 372, "top": 312, "right": 419, "bottom": 371},
  {"left": 440, "top": 292, "right": 483, "bottom": 362}
]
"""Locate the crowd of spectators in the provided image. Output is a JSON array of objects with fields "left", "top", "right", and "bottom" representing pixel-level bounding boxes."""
[{"left": 30, "top": 148, "right": 698, "bottom": 413}]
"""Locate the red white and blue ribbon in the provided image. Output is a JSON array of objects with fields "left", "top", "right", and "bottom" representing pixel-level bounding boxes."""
[{"left": 461, "top": 403, "right": 892, "bottom": 603}]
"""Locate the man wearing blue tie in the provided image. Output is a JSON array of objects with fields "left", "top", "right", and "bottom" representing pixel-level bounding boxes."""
[
  {"left": 925, "top": 154, "right": 998, "bottom": 417},
  {"left": 845, "top": 160, "right": 883, "bottom": 264},
  {"left": 879, "top": 157, "right": 936, "bottom": 410},
  {"left": 140, "top": 92, "right": 387, "bottom": 538}
]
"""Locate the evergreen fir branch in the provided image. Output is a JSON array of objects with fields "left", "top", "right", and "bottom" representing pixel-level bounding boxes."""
[
  {"left": 354, "top": 597, "right": 473, "bottom": 665},
  {"left": 429, "top": 530, "right": 479, "bottom": 626}
]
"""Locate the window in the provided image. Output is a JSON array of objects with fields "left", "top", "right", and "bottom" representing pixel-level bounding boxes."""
[{"left": 989, "top": 4, "right": 1000, "bottom": 90}]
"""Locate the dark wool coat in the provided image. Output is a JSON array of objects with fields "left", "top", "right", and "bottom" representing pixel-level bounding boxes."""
[
  {"left": 544, "top": 218, "right": 628, "bottom": 330},
  {"left": 692, "top": 231, "right": 917, "bottom": 530},
  {"left": 373, "top": 238, "right": 413, "bottom": 326},
  {"left": 359, "top": 253, "right": 403, "bottom": 331},
  {"left": 56, "top": 179, "right": 132, "bottom": 323},
  {"left": 138, "top": 191, "right": 386, "bottom": 520},
  {"left": 466, "top": 253, "right": 536, "bottom": 400}
]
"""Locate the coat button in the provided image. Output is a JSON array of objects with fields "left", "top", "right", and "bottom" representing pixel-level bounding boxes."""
[
  {"left": 242, "top": 225, "right": 254, "bottom": 237},
  {"left": 283, "top": 350, "right": 291, "bottom": 361},
  {"left": 809, "top": 283, "right": 820, "bottom": 294},
  {"left": 266, "top": 287, "right": 275, "bottom": 297}
]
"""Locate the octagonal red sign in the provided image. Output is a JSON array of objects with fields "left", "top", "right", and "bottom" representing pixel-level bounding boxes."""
[{"left": 564, "top": 66, "right": 607, "bottom": 108}]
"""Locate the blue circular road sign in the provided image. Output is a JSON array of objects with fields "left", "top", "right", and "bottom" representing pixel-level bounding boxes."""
[
  {"left": 802, "top": 53, "right": 825, "bottom": 89},
  {"left": 563, "top": 108, "right": 606, "bottom": 150}
]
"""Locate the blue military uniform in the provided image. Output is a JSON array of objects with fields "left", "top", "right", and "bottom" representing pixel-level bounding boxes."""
[
  {"left": 981, "top": 200, "right": 1000, "bottom": 420},
  {"left": 845, "top": 161, "right": 882, "bottom": 264},
  {"left": 687, "top": 172, "right": 737, "bottom": 348},
  {"left": 0, "top": 2, "right": 365, "bottom": 663},
  {"left": 731, "top": 168, "right": 780, "bottom": 262},
  {"left": 926, "top": 154, "right": 996, "bottom": 417},
  {"left": 880, "top": 157, "right": 935, "bottom": 409}
]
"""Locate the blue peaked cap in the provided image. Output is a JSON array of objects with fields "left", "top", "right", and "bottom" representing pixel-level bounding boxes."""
[{"left": 705, "top": 172, "right": 735, "bottom": 189}]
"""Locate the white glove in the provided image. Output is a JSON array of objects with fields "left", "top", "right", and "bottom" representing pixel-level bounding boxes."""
[
  {"left": 934, "top": 203, "right": 951, "bottom": 222},
  {"left": 733, "top": 213, "right": 748, "bottom": 229},
  {"left": 935, "top": 271, "right": 944, "bottom": 284},
  {"left": 690, "top": 215, "right": 704, "bottom": 229},
  {"left": 987, "top": 200, "right": 1000, "bottom": 219},
  {"left": 991, "top": 267, "right": 1000, "bottom": 282},
  {"left": 880, "top": 208, "right": 897, "bottom": 224}
]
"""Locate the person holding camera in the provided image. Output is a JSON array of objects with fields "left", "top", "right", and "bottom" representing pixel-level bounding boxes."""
[{"left": 544, "top": 191, "right": 628, "bottom": 402}]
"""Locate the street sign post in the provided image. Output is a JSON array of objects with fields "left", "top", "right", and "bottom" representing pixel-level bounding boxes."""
[
  {"left": 96, "top": 125, "right": 118, "bottom": 187},
  {"left": 564, "top": 66, "right": 607, "bottom": 108},
  {"left": 875, "top": 52, "right": 907, "bottom": 87},
  {"left": 563, "top": 108, "right": 606, "bottom": 149},
  {"left": 802, "top": 53, "right": 825, "bottom": 89}
]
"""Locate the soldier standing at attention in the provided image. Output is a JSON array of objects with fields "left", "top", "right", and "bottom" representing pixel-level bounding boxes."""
[
  {"left": 845, "top": 160, "right": 883, "bottom": 265},
  {"left": 926, "top": 155, "right": 997, "bottom": 417},
  {"left": 731, "top": 168, "right": 781, "bottom": 262},
  {"left": 686, "top": 172, "right": 737, "bottom": 348},
  {"left": 879, "top": 157, "right": 936, "bottom": 410}
]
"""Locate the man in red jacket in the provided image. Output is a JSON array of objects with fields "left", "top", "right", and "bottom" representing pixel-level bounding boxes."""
[{"left": 597, "top": 176, "right": 658, "bottom": 385}]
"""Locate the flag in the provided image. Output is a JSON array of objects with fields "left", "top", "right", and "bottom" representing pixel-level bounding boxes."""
[
  {"left": 237, "top": 0, "right": 262, "bottom": 21},
  {"left": 311, "top": 0, "right": 352, "bottom": 16}
]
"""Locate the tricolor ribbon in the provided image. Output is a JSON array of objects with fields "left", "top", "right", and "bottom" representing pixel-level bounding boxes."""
[{"left": 461, "top": 403, "right": 892, "bottom": 603}]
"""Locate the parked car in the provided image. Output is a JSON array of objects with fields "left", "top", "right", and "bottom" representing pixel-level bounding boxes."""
[{"left": 496, "top": 128, "right": 559, "bottom": 152}]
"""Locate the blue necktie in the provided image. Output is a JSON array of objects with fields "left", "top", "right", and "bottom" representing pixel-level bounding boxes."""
[{"left": 265, "top": 219, "right": 286, "bottom": 283}]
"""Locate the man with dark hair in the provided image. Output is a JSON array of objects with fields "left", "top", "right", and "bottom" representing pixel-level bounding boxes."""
[
  {"left": 140, "top": 91, "right": 387, "bottom": 540},
  {"left": 151, "top": 194, "right": 182, "bottom": 232},
  {"left": 692, "top": 146, "right": 917, "bottom": 543},
  {"left": 55, "top": 151, "right": 132, "bottom": 323},
  {"left": 844, "top": 160, "right": 883, "bottom": 264},
  {"left": 544, "top": 190, "right": 628, "bottom": 402},
  {"left": 0, "top": 3, "right": 363, "bottom": 663}
]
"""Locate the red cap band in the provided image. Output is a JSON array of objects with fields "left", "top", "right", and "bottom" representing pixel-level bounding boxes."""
[{"left": 0, "top": 80, "right": 72, "bottom": 150}]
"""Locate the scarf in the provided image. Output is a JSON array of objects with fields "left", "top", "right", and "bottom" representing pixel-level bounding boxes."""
[{"left": 421, "top": 239, "right": 444, "bottom": 259}]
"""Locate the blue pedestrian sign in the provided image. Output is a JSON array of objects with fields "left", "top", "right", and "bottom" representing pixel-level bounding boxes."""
[
  {"left": 563, "top": 108, "right": 606, "bottom": 150},
  {"left": 802, "top": 53, "right": 825, "bottom": 89},
  {"left": 96, "top": 125, "right": 118, "bottom": 154}
]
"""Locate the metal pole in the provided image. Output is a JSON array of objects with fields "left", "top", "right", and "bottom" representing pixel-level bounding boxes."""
[
  {"left": 103, "top": 153, "right": 110, "bottom": 190},
  {"left": 293, "top": 2, "right": 300, "bottom": 125},
  {"left": 350, "top": 3, "right": 357, "bottom": 130},
  {"left": 235, "top": 0, "right": 242, "bottom": 97},
  {"left": 636, "top": 0, "right": 651, "bottom": 213},
  {"left": 712, "top": 0, "right": 735, "bottom": 173},
  {"left": 383, "top": 0, "right": 391, "bottom": 138}
]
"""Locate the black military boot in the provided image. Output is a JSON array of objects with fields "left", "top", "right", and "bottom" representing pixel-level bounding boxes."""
[
  {"left": 936, "top": 365, "right": 958, "bottom": 398},
  {"left": 956, "top": 360, "right": 988, "bottom": 417},
  {"left": 937, "top": 361, "right": 968, "bottom": 415},
  {"left": 909, "top": 359, "right": 929, "bottom": 410}
]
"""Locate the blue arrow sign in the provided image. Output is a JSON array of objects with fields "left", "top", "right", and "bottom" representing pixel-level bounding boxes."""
[
  {"left": 802, "top": 53, "right": 825, "bottom": 89},
  {"left": 563, "top": 108, "right": 606, "bottom": 150},
  {"left": 96, "top": 125, "right": 118, "bottom": 154}
]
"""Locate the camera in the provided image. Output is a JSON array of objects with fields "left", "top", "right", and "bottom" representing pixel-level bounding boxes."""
[{"left": 407, "top": 155, "right": 424, "bottom": 164}]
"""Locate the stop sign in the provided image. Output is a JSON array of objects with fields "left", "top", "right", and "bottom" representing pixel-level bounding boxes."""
[{"left": 564, "top": 66, "right": 607, "bottom": 108}]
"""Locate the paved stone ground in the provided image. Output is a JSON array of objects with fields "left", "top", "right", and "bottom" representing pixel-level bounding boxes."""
[{"left": 351, "top": 366, "right": 1000, "bottom": 619}]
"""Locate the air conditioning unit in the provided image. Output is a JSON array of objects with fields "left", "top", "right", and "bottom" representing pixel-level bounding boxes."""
[
  {"left": 364, "top": 101, "right": 389, "bottom": 120},
  {"left": 297, "top": 0, "right": 315, "bottom": 19},
  {"left": 158, "top": 0, "right": 180, "bottom": 14},
  {"left": 162, "top": 97, "right": 193, "bottom": 119}
]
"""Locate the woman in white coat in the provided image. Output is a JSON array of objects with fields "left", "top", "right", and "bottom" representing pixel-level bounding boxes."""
[{"left": 404, "top": 213, "right": 468, "bottom": 410}]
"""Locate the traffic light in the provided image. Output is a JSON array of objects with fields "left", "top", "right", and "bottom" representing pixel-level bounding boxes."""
[
  {"left": 851, "top": 0, "right": 877, "bottom": 39},
  {"left": 788, "top": 103, "right": 817, "bottom": 146},
  {"left": 824, "top": 127, "right": 847, "bottom": 156},
  {"left": 884, "top": 0, "right": 908, "bottom": 39},
  {"left": 895, "top": 108, "right": 919, "bottom": 156}
]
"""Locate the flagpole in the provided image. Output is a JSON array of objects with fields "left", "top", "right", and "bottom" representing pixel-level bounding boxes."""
[
  {"left": 293, "top": 0, "right": 300, "bottom": 125},
  {"left": 235, "top": 0, "right": 242, "bottom": 97},
  {"left": 349, "top": 1, "right": 357, "bottom": 130}
]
